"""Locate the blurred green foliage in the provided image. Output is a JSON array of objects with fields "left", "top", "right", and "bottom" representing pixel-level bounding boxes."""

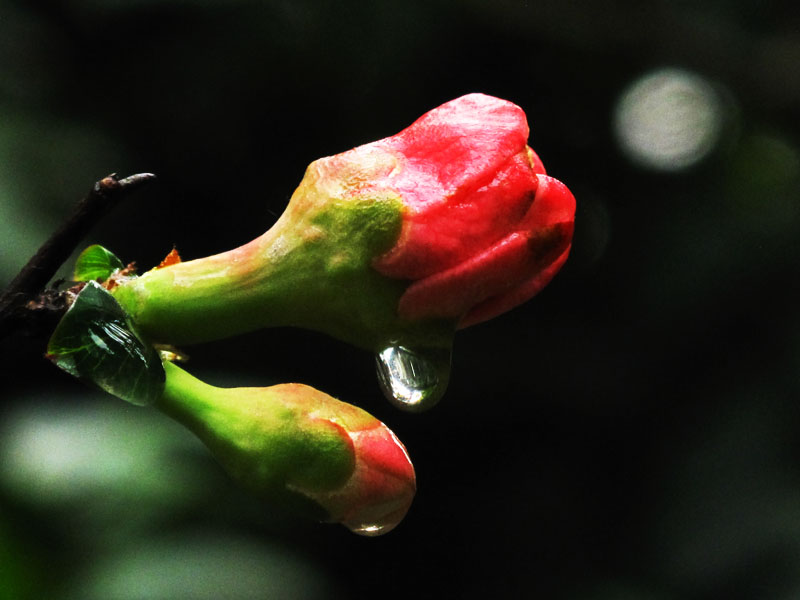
[{"left": 1, "top": 0, "right": 799, "bottom": 598}]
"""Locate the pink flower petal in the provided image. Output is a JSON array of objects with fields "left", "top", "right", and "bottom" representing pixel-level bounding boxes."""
[{"left": 396, "top": 175, "right": 575, "bottom": 324}]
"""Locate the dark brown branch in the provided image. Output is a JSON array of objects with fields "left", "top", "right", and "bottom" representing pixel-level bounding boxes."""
[{"left": 0, "top": 173, "right": 156, "bottom": 339}]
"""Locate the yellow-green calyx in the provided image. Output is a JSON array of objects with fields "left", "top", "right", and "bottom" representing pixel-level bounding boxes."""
[
  {"left": 158, "top": 362, "right": 416, "bottom": 534},
  {"left": 111, "top": 150, "right": 455, "bottom": 352}
]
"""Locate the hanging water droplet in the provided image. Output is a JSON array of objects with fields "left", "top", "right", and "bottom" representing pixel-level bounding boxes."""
[
  {"left": 342, "top": 503, "right": 412, "bottom": 537},
  {"left": 375, "top": 344, "right": 451, "bottom": 412},
  {"left": 344, "top": 521, "right": 390, "bottom": 537}
]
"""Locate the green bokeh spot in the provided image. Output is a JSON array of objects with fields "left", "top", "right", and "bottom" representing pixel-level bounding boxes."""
[
  {"left": 73, "top": 244, "right": 125, "bottom": 282},
  {"left": 47, "top": 281, "right": 164, "bottom": 406}
]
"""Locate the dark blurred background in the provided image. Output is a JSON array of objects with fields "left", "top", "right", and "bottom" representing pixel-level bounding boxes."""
[{"left": 2, "top": 0, "right": 799, "bottom": 598}]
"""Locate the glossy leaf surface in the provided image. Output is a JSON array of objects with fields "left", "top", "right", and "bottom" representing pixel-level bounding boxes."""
[
  {"left": 47, "top": 281, "right": 164, "bottom": 406},
  {"left": 73, "top": 244, "right": 125, "bottom": 282}
]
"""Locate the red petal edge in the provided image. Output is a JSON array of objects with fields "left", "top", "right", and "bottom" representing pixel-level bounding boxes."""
[{"left": 396, "top": 175, "right": 575, "bottom": 325}]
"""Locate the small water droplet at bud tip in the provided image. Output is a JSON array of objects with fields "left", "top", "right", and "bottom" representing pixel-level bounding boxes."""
[{"left": 345, "top": 522, "right": 391, "bottom": 537}]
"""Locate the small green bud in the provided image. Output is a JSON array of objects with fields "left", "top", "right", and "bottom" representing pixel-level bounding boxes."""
[{"left": 158, "top": 362, "right": 416, "bottom": 535}]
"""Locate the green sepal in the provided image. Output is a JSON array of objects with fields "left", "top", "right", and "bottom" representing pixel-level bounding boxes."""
[
  {"left": 73, "top": 244, "right": 125, "bottom": 282},
  {"left": 47, "top": 281, "right": 165, "bottom": 406}
]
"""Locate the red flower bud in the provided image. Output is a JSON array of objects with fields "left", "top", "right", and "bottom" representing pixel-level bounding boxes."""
[
  {"left": 292, "top": 394, "right": 417, "bottom": 535},
  {"left": 369, "top": 93, "right": 575, "bottom": 326},
  {"left": 112, "top": 94, "right": 574, "bottom": 361}
]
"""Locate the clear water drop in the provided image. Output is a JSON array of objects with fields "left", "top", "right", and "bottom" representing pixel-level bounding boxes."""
[
  {"left": 344, "top": 522, "right": 390, "bottom": 537},
  {"left": 375, "top": 344, "right": 451, "bottom": 412},
  {"left": 341, "top": 502, "right": 413, "bottom": 537}
]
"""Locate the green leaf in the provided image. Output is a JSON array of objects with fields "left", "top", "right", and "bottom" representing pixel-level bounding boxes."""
[
  {"left": 73, "top": 244, "right": 125, "bottom": 282},
  {"left": 47, "top": 281, "right": 165, "bottom": 406}
]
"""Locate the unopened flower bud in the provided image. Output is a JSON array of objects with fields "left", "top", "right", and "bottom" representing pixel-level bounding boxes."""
[
  {"left": 158, "top": 362, "right": 415, "bottom": 535},
  {"left": 112, "top": 94, "right": 574, "bottom": 356}
]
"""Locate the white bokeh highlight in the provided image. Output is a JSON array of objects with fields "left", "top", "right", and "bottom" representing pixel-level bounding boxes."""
[{"left": 614, "top": 68, "right": 724, "bottom": 171}]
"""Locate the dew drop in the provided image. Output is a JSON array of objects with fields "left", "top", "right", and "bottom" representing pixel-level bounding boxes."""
[
  {"left": 375, "top": 344, "right": 451, "bottom": 412},
  {"left": 342, "top": 502, "right": 412, "bottom": 537},
  {"left": 344, "top": 522, "right": 390, "bottom": 537}
]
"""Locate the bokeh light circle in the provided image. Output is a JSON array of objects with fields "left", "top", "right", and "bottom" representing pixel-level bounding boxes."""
[{"left": 614, "top": 68, "right": 724, "bottom": 171}]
